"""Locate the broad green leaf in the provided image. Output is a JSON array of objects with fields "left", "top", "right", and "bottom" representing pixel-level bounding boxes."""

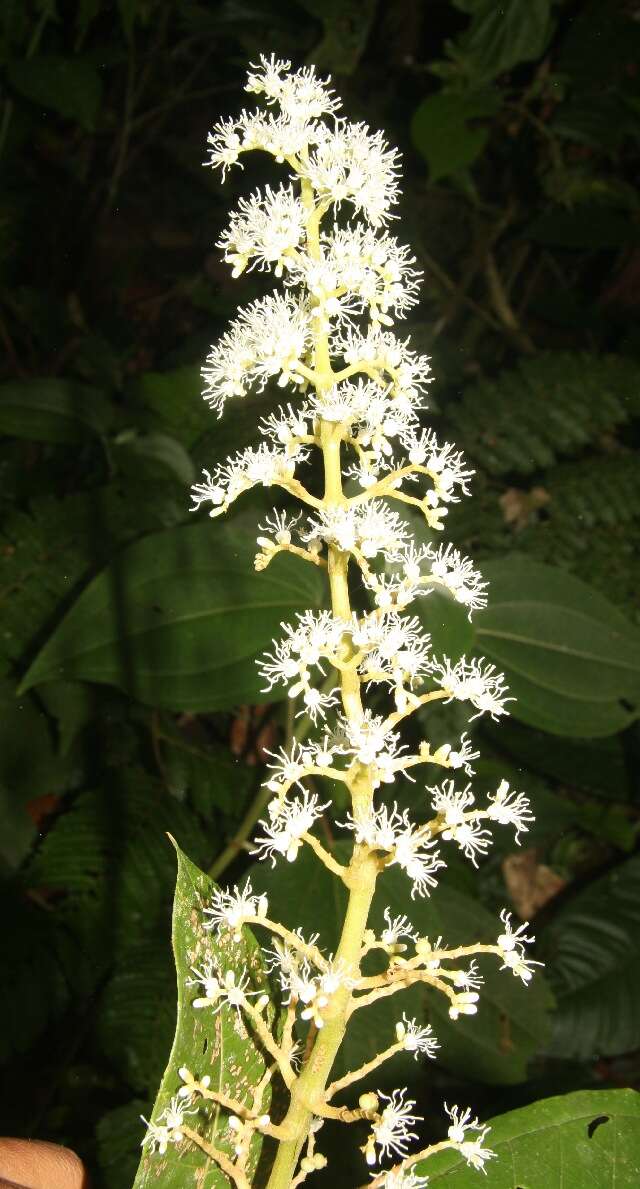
[
  {"left": 20, "top": 523, "right": 324, "bottom": 710},
  {"left": 419, "top": 1088, "right": 640, "bottom": 1185},
  {"left": 0, "top": 378, "right": 110, "bottom": 443},
  {"left": 411, "top": 90, "right": 500, "bottom": 181},
  {"left": 540, "top": 854, "right": 640, "bottom": 1061},
  {"left": 250, "top": 842, "right": 553, "bottom": 1085},
  {"left": 132, "top": 843, "right": 278, "bottom": 1189},
  {"left": 495, "top": 665, "right": 637, "bottom": 737},
  {"left": 6, "top": 54, "right": 103, "bottom": 129},
  {"left": 474, "top": 558, "right": 640, "bottom": 736}
]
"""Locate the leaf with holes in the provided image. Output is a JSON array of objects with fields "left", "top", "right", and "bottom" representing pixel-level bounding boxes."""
[
  {"left": 540, "top": 854, "right": 640, "bottom": 1061},
  {"left": 419, "top": 1088, "right": 640, "bottom": 1185},
  {"left": 133, "top": 843, "right": 280, "bottom": 1189},
  {"left": 19, "top": 523, "right": 324, "bottom": 710}
]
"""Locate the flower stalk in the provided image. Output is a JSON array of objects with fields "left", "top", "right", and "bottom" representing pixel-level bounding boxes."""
[{"left": 141, "top": 54, "right": 541, "bottom": 1188}]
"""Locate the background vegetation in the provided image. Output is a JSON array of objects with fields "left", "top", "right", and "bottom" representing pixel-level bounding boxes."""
[{"left": 1, "top": 1, "right": 640, "bottom": 1185}]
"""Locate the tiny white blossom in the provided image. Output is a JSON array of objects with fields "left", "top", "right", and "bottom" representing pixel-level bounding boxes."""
[
  {"left": 395, "top": 1014, "right": 439, "bottom": 1059},
  {"left": 376, "top": 1172, "right": 430, "bottom": 1189},
  {"left": 141, "top": 1095, "right": 194, "bottom": 1155},
  {"left": 380, "top": 907, "right": 417, "bottom": 948},
  {"left": 430, "top": 656, "right": 513, "bottom": 720},
  {"left": 445, "top": 1105, "right": 495, "bottom": 1173},
  {"left": 204, "top": 880, "right": 268, "bottom": 940},
  {"left": 252, "top": 792, "right": 329, "bottom": 864},
  {"left": 218, "top": 184, "right": 306, "bottom": 277},
  {"left": 365, "top": 1089, "right": 422, "bottom": 1164},
  {"left": 487, "top": 779, "right": 534, "bottom": 842},
  {"left": 430, "top": 780, "right": 492, "bottom": 866},
  {"left": 497, "top": 909, "right": 543, "bottom": 983}
]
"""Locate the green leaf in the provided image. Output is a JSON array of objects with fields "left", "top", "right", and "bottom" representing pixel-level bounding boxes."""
[
  {"left": 485, "top": 721, "right": 629, "bottom": 799},
  {"left": 417, "top": 588, "right": 475, "bottom": 665},
  {"left": 6, "top": 54, "right": 103, "bottom": 130},
  {"left": 113, "top": 431, "right": 195, "bottom": 485},
  {"left": 0, "top": 378, "right": 111, "bottom": 443},
  {"left": 452, "top": 0, "right": 556, "bottom": 84},
  {"left": 541, "top": 855, "right": 640, "bottom": 1061},
  {"left": 0, "top": 679, "right": 74, "bottom": 868},
  {"left": 250, "top": 844, "right": 553, "bottom": 1085},
  {"left": 419, "top": 1088, "right": 640, "bottom": 1185},
  {"left": 97, "top": 1100, "right": 147, "bottom": 1189},
  {"left": 474, "top": 558, "right": 640, "bottom": 736},
  {"left": 96, "top": 941, "right": 176, "bottom": 1093},
  {"left": 411, "top": 90, "right": 500, "bottom": 181},
  {"left": 20, "top": 523, "right": 324, "bottom": 710},
  {"left": 297, "top": 0, "right": 377, "bottom": 74},
  {"left": 132, "top": 843, "right": 278, "bottom": 1189}
]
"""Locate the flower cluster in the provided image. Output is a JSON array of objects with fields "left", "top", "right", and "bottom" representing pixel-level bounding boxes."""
[{"left": 140, "top": 55, "right": 543, "bottom": 1189}]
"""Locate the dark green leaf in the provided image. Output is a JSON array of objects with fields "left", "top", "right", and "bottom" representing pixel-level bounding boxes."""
[
  {"left": 419, "top": 1088, "right": 640, "bottom": 1185},
  {"left": 132, "top": 843, "right": 278, "bottom": 1188},
  {"left": 0, "top": 379, "right": 110, "bottom": 443},
  {"left": 6, "top": 54, "right": 103, "bottom": 129},
  {"left": 541, "top": 855, "right": 640, "bottom": 1061},
  {"left": 452, "top": 0, "right": 556, "bottom": 84},
  {"left": 474, "top": 558, "right": 640, "bottom": 736},
  {"left": 20, "top": 524, "right": 324, "bottom": 710},
  {"left": 113, "top": 431, "right": 195, "bottom": 485},
  {"left": 96, "top": 941, "right": 176, "bottom": 1093}
]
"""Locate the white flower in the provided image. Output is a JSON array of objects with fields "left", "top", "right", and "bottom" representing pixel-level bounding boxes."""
[
  {"left": 204, "top": 880, "right": 268, "bottom": 940},
  {"left": 218, "top": 184, "right": 306, "bottom": 277},
  {"left": 342, "top": 803, "right": 444, "bottom": 898},
  {"left": 200, "top": 293, "right": 311, "bottom": 414},
  {"left": 245, "top": 54, "right": 340, "bottom": 123},
  {"left": 445, "top": 1105, "right": 495, "bottom": 1173},
  {"left": 497, "top": 909, "right": 543, "bottom": 983},
  {"left": 191, "top": 442, "right": 306, "bottom": 514},
  {"left": 188, "top": 963, "right": 259, "bottom": 1015},
  {"left": 252, "top": 792, "right": 329, "bottom": 864},
  {"left": 487, "top": 779, "right": 534, "bottom": 842},
  {"left": 141, "top": 1095, "right": 194, "bottom": 1154},
  {"left": 304, "top": 120, "right": 401, "bottom": 226},
  {"left": 336, "top": 326, "right": 432, "bottom": 403},
  {"left": 430, "top": 780, "right": 492, "bottom": 866},
  {"left": 376, "top": 1172, "right": 430, "bottom": 1189},
  {"left": 395, "top": 1014, "right": 439, "bottom": 1059},
  {"left": 430, "top": 656, "right": 512, "bottom": 720},
  {"left": 288, "top": 225, "right": 422, "bottom": 325},
  {"left": 365, "top": 1089, "right": 422, "bottom": 1164},
  {"left": 334, "top": 709, "right": 403, "bottom": 768},
  {"left": 380, "top": 907, "right": 417, "bottom": 948},
  {"left": 259, "top": 610, "right": 346, "bottom": 717},
  {"left": 422, "top": 543, "right": 488, "bottom": 617},
  {"left": 304, "top": 501, "right": 410, "bottom": 559}
]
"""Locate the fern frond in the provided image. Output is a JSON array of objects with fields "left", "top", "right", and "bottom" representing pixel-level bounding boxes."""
[{"left": 447, "top": 352, "right": 640, "bottom": 475}]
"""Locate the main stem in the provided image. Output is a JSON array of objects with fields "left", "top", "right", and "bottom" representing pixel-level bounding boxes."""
[{"left": 266, "top": 188, "right": 380, "bottom": 1185}]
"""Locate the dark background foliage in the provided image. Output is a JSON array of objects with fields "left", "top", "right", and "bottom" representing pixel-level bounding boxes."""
[{"left": 1, "top": 1, "right": 640, "bottom": 1185}]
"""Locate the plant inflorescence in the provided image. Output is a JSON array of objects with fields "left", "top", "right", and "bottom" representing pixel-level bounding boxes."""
[{"left": 142, "top": 55, "right": 540, "bottom": 1189}]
